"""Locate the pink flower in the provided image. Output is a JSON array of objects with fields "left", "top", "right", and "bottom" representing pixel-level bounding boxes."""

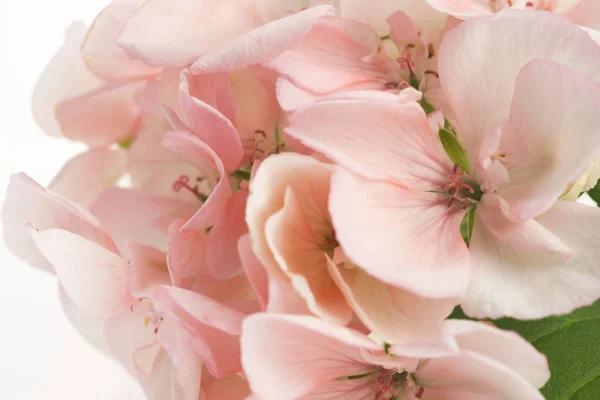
[
  {"left": 426, "top": 0, "right": 600, "bottom": 30},
  {"left": 246, "top": 153, "right": 458, "bottom": 344},
  {"left": 242, "top": 314, "right": 550, "bottom": 400},
  {"left": 269, "top": 7, "right": 449, "bottom": 112},
  {"left": 286, "top": 10, "right": 600, "bottom": 318}
]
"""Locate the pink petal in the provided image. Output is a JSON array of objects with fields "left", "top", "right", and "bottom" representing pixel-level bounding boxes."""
[
  {"left": 204, "top": 375, "right": 251, "bottom": 400},
  {"left": 106, "top": 300, "right": 161, "bottom": 378},
  {"left": 92, "top": 188, "right": 194, "bottom": 257},
  {"left": 57, "top": 79, "right": 145, "bottom": 148},
  {"left": 425, "top": 0, "right": 492, "bottom": 18},
  {"left": 464, "top": 200, "right": 600, "bottom": 319},
  {"left": 340, "top": 0, "right": 416, "bottom": 35},
  {"left": 265, "top": 187, "right": 353, "bottom": 324},
  {"left": 330, "top": 168, "right": 471, "bottom": 298},
  {"left": 561, "top": 0, "right": 600, "bottom": 30},
  {"left": 119, "top": 0, "right": 261, "bottom": 67},
  {"left": 191, "top": 5, "right": 334, "bottom": 73},
  {"left": 328, "top": 260, "right": 457, "bottom": 345},
  {"left": 438, "top": 9, "right": 600, "bottom": 176},
  {"left": 182, "top": 69, "right": 237, "bottom": 125},
  {"left": 246, "top": 153, "right": 333, "bottom": 280},
  {"left": 167, "top": 219, "right": 208, "bottom": 286},
  {"left": 497, "top": 60, "right": 600, "bottom": 221},
  {"left": 161, "top": 131, "right": 232, "bottom": 230},
  {"left": 476, "top": 193, "right": 571, "bottom": 256},
  {"left": 179, "top": 71, "right": 244, "bottom": 171},
  {"left": 266, "top": 16, "right": 387, "bottom": 94},
  {"left": 49, "top": 149, "right": 127, "bottom": 207},
  {"left": 287, "top": 100, "right": 452, "bottom": 189},
  {"left": 32, "top": 23, "right": 102, "bottom": 138},
  {"left": 154, "top": 286, "right": 249, "bottom": 378},
  {"left": 205, "top": 188, "right": 249, "bottom": 279},
  {"left": 82, "top": 0, "right": 161, "bottom": 80},
  {"left": 2, "top": 173, "right": 118, "bottom": 273},
  {"left": 238, "top": 234, "right": 269, "bottom": 309},
  {"left": 442, "top": 320, "right": 550, "bottom": 389},
  {"left": 241, "top": 314, "right": 379, "bottom": 400},
  {"left": 130, "top": 242, "right": 171, "bottom": 298},
  {"left": 32, "top": 229, "right": 132, "bottom": 317}
]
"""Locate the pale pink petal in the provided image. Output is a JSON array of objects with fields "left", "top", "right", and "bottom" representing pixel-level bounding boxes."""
[
  {"left": 265, "top": 188, "right": 353, "bottom": 324},
  {"left": 561, "top": 0, "right": 600, "bottom": 30},
  {"left": 246, "top": 153, "right": 333, "bottom": 279},
  {"left": 179, "top": 71, "right": 244, "bottom": 171},
  {"left": 155, "top": 317, "right": 203, "bottom": 400},
  {"left": 167, "top": 219, "right": 208, "bottom": 286},
  {"left": 92, "top": 188, "right": 195, "bottom": 257},
  {"left": 32, "top": 229, "right": 132, "bottom": 317},
  {"left": 302, "top": 379, "right": 376, "bottom": 400},
  {"left": 266, "top": 273, "right": 312, "bottom": 315},
  {"left": 238, "top": 234, "right": 269, "bottom": 309},
  {"left": 154, "top": 286, "right": 250, "bottom": 377},
  {"left": 106, "top": 300, "right": 160, "bottom": 377},
  {"left": 204, "top": 375, "right": 251, "bottom": 400},
  {"left": 119, "top": 0, "right": 260, "bottom": 67},
  {"left": 191, "top": 5, "right": 334, "bottom": 73},
  {"left": 241, "top": 314, "right": 379, "bottom": 400},
  {"left": 205, "top": 188, "right": 249, "bottom": 279},
  {"left": 416, "top": 321, "right": 548, "bottom": 399},
  {"left": 438, "top": 9, "right": 600, "bottom": 176},
  {"left": 56, "top": 80, "right": 145, "bottom": 148},
  {"left": 497, "top": 61, "right": 600, "bottom": 221},
  {"left": 49, "top": 149, "right": 127, "bottom": 208},
  {"left": 328, "top": 261, "right": 457, "bottom": 345},
  {"left": 130, "top": 242, "right": 171, "bottom": 298},
  {"left": 161, "top": 131, "right": 232, "bottom": 230},
  {"left": 32, "top": 23, "right": 102, "bottom": 137},
  {"left": 266, "top": 17, "right": 388, "bottom": 93},
  {"left": 464, "top": 201, "right": 600, "bottom": 319},
  {"left": 330, "top": 168, "right": 471, "bottom": 298},
  {"left": 82, "top": 0, "right": 161, "bottom": 80},
  {"left": 2, "top": 173, "right": 118, "bottom": 273},
  {"left": 442, "top": 320, "right": 550, "bottom": 389},
  {"left": 340, "top": 0, "right": 415, "bottom": 35},
  {"left": 476, "top": 193, "right": 571, "bottom": 256},
  {"left": 182, "top": 69, "right": 236, "bottom": 125},
  {"left": 388, "top": 10, "right": 422, "bottom": 48},
  {"left": 287, "top": 101, "right": 452, "bottom": 189},
  {"left": 425, "top": 0, "right": 492, "bottom": 18}
]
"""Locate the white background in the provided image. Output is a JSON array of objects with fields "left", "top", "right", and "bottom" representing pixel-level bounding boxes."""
[{"left": 0, "top": 2, "right": 145, "bottom": 399}]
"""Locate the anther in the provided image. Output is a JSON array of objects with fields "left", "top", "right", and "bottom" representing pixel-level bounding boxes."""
[{"left": 172, "top": 175, "right": 207, "bottom": 202}]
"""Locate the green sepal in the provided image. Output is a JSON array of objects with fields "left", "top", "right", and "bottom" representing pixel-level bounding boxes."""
[
  {"left": 460, "top": 206, "right": 475, "bottom": 247},
  {"left": 439, "top": 127, "right": 470, "bottom": 175}
]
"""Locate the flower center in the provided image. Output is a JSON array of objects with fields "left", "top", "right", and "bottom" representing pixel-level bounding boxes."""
[
  {"left": 131, "top": 300, "right": 164, "bottom": 335},
  {"left": 444, "top": 164, "right": 479, "bottom": 208}
]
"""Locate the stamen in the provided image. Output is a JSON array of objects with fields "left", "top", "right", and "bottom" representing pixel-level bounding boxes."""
[
  {"left": 444, "top": 164, "right": 475, "bottom": 208},
  {"left": 172, "top": 175, "right": 208, "bottom": 202},
  {"left": 396, "top": 51, "right": 416, "bottom": 78}
]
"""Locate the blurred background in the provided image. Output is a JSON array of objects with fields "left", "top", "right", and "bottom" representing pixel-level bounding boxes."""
[{"left": 0, "top": 2, "right": 145, "bottom": 399}]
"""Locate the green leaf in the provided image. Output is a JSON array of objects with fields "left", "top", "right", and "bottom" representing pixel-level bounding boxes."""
[
  {"left": 460, "top": 207, "right": 475, "bottom": 247},
  {"left": 438, "top": 127, "right": 470, "bottom": 174},
  {"left": 587, "top": 178, "right": 600, "bottom": 206},
  {"left": 450, "top": 300, "right": 600, "bottom": 399}
]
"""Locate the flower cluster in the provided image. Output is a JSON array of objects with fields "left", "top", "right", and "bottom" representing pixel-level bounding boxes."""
[{"left": 5, "top": 0, "right": 600, "bottom": 399}]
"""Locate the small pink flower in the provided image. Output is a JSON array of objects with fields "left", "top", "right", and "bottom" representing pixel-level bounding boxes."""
[{"left": 242, "top": 314, "right": 550, "bottom": 400}]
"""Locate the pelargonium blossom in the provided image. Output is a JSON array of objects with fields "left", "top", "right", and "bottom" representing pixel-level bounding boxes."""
[
  {"left": 242, "top": 314, "right": 549, "bottom": 400},
  {"left": 286, "top": 9, "right": 600, "bottom": 319}
]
